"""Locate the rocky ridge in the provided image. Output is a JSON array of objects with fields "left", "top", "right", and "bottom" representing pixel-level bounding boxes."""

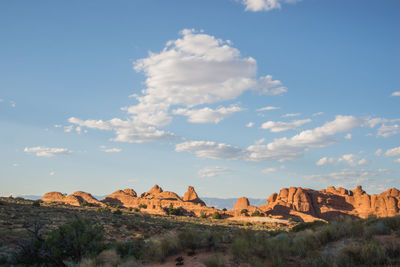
[{"left": 41, "top": 185, "right": 400, "bottom": 222}]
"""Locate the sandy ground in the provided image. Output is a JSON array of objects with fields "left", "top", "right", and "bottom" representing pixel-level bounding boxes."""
[
  {"left": 227, "top": 216, "right": 289, "bottom": 224},
  {"left": 147, "top": 251, "right": 232, "bottom": 267}
]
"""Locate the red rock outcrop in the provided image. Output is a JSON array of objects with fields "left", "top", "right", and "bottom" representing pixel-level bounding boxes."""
[
  {"left": 41, "top": 191, "right": 104, "bottom": 207},
  {"left": 260, "top": 185, "right": 400, "bottom": 222},
  {"left": 183, "top": 186, "right": 206, "bottom": 206}
]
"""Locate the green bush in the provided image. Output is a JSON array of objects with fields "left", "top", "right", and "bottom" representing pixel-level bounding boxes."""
[
  {"left": 222, "top": 208, "right": 227, "bottom": 212},
  {"left": 203, "top": 254, "right": 226, "bottom": 267},
  {"left": 45, "top": 217, "right": 104, "bottom": 262},
  {"left": 113, "top": 209, "right": 122, "bottom": 215},
  {"left": 115, "top": 239, "right": 145, "bottom": 260},
  {"left": 138, "top": 204, "right": 147, "bottom": 209},
  {"left": 32, "top": 200, "right": 41, "bottom": 207},
  {"left": 291, "top": 220, "right": 326, "bottom": 232},
  {"left": 240, "top": 209, "right": 248, "bottom": 214},
  {"left": 212, "top": 212, "right": 222, "bottom": 219},
  {"left": 200, "top": 211, "right": 207, "bottom": 218},
  {"left": 96, "top": 207, "right": 111, "bottom": 213}
]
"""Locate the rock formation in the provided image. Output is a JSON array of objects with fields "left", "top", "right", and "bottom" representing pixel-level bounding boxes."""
[
  {"left": 183, "top": 186, "right": 206, "bottom": 205},
  {"left": 42, "top": 191, "right": 104, "bottom": 207},
  {"left": 42, "top": 185, "right": 400, "bottom": 222},
  {"left": 259, "top": 185, "right": 400, "bottom": 222}
]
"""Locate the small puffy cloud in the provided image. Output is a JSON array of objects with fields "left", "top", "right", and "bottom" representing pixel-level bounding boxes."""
[
  {"left": 312, "top": 112, "right": 324, "bottom": 117},
  {"left": 198, "top": 166, "right": 229, "bottom": 178},
  {"left": 172, "top": 105, "right": 243, "bottom": 123},
  {"left": 344, "top": 133, "right": 352, "bottom": 140},
  {"left": 261, "top": 167, "right": 277, "bottom": 174},
  {"left": 254, "top": 138, "right": 266, "bottom": 145},
  {"left": 316, "top": 154, "right": 369, "bottom": 167},
  {"left": 9, "top": 101, "right": 16, "bottom": 108},
  {"left": 242, "top": 0, "right": 301, "bottom": 12},
  {"left": 175, "top": 141, "right": 247, "bottom": 160},
  {"left": 282, "top": 113, "right": 300, "bottom": 118},
  {"left": 12, "top": 163, "right": 19, "bottom": 167},
  {"left": 391, "top": 91, "right": 400, "bottom": 96},
  {"left": 257, "top": 106, "right": 280, "bottom": 111},
  {"left": 49, "top": 171, "right": 55, "bottom": 176},
  {"left": 375, "top": 149, "right": 382, "bottom": 156},
  {"left": 24, "top": 146, "right": 71, "bottom": 157},
  {"left": 261, "top": 119, "right": 311, "bottom": 132},
  {"left": 384, "top": 146, "right": 400, "bottom": 157},
  {"left": 246, "top": 122, "right": 255, "bottom": 128},
  {"left": 305, "top": 168, "right": 385, "bottom": 181},
  {"left": 395, "top": 158, "right": 400, "bottom": 163},
  {"left": 377, "top": 124, "right": 399, "bottom": 138},
  {"left": 100, "top": 146, "right": 122, "bottom": 153}
]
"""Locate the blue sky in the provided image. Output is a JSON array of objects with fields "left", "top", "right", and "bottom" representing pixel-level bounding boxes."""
[{"left": 1, "top": 0, "right": 399, "bottom": 199}]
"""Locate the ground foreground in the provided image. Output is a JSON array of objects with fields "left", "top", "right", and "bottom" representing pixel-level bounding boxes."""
[{"left": 1, "top": 197, "right": 400, "bottom": 266}]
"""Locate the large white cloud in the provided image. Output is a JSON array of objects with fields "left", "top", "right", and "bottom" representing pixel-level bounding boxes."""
[
  {"left": 242, "top": 0, "right": 301, "bottom": 12},
  {"left": 24, "top": 146, "right": 71, "bottom": 157},
  {"left": 68, "top": 29, "right": 286, "bottom": 143},
  {"left": 261, "top": 118, "right": 311, "bottom": 132},
  {"left": 176, "top": 115, "right": 365, "bottom": 162},
  {"left": 384, "top": 146, "right": 400, "bottom": 157},
  {"left": 248, "top": 115, "right": 362, "bottom": 161}
]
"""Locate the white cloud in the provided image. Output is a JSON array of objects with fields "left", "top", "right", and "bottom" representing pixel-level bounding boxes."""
[
  {"left": 246, "top": 122, "right": 255, "bottom": 128},
  {"left": 24, "top": 146, "right": 71, "bottom": 157},
  {"left": 242, "top": 0, "right": 301, "bottom": 12},
  {"left": 395, "top": 158, "right": 400, "bottom": 163},
  {"left": 172, "top": 105, "right": 243, "bottom": 123},
  {"left": 12, "top": 163, "right": 19, "bottom": 167},
  {"left": 100, "top": 146, "right": 122, "bottom": 153},
  {"left": 175, "top": 141, "right": 247, "bottom": 160},
  {"left": 391, "top": 91, "right": 400, "bottom": 96},
  {"left": 9, "top": 101, "right": 16, "bottom": 108},
  {"left": 312, "top": 112, "right": 324, "bottom": 117},
  {"left": 248, "top": 115, "right": 362, "bottom": 161},
  {"left": 316, "top": 154, "right": 369, "bottom": 167},
  {"left": 377, "top": 124, "right": 399, "bottom": 138},
  {"left": 344, "top": 133, "right": 352, "bottom": 140},
  {"left": 261, "top": 167, "right": 277, "bottom": 174},
  {"left": 261, "top": 119, "right": 311, "bottom": 132},
  {"left": 282, "top": 113, "right": 300, "bottom": 118},
  {"left": 384, "top": 146, "right": 400, "bottom": 157},
  {"left": 49, "top": 171, "right": 55, "bottom": 176},
  {"left": 198, "top": 166, "right": 229, "bottom": 178},
  {"left": 305, "top": 168, "right": 386, "bottom": 181},
  {"left": 68, "top": 29, "right": 286, "bottom": 143},
  {"left": 375, "top": 148, "right": 382, "bottom": 156},
  {"left": 256, "top": 106, "right": 280, "bottom": 111},
  {"left": 254, "top": 138, "right": 266, "bottom": 145}
]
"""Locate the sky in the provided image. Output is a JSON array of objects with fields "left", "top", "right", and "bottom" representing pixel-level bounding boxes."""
[{"left": 0, "top": 0, "right": 399, "bottom": 199}]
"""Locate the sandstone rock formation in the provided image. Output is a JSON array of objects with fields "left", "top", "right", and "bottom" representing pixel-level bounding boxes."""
[
  {"left": 42, "top": 191, "right": 104, "bottom": 207},
  {"left": 259, "top": 185, "right": 400, "bottom": 222},
  {"left": 183, "top": 186, "right": 206, "bottom": 205}
]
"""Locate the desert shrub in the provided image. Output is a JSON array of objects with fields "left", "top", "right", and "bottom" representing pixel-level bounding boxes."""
[
  {"left": 337, "top": 240, "right": 387, "bottom": 266},
  {"left": 138, "top": 204, "right": 147, "bottom": 209},
  {"left": 240, "top": 209, "right": 248, "bottom": 214},
  {"left": 212, "top": 212, "right": 222, "bottom": 219},
  {"left": 145, "top": 235, "right": 180, "bottom": 263},
  {"left": 32, "top": 200, "right": 41, "bottom": 207},
  {"left": 165, "top": 204, "right": 185, "bottom": 216},
  {"left": 367, "top": 221, "right": 391, "bottom": 235},
  {"left": 200, "top": 211, "right": 207, "bottom": 218},
  {"left": 78, "top": 249, "right": 121, "bottom": 267},
  {"left": 133, "top": 207, "right": 140, "bottom": 212},
  {"left": 222, "top": 208, "right": 227, "bottom": 212},
  {"left": 203, "top": 254, "right": 226, "bottom": 267},
  {"left": 244, "top": 222, "right": 252, "bottom": 226},
  {"left": 97, "top": 207, "right": 111, "bottom": 213},
  {"left": 291, "top": 220, "right": 326, "bottom": 232},
  {"left": 114, "top": 239, "right": 145, "bottom": 260},
  {"left": 178, "top": 228, "right": 199, "bottom": 251},
  {"left": 251, "top": 210, "right": 261, "bottom": 217},
  {"left": 381, "top": 216, "right": 400, "bottom": 231},
  {"left": 113, "top": 209, "right": 122, "bottom": 215},
  {"left": 45, "top": 217, "right": 104, "bottom": 262},
  {"left": 291, "top": 229, "right": 320, "bottom": 257}
]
